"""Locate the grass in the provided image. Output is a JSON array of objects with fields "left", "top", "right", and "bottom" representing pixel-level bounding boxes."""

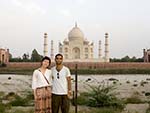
[
  {"left": 69, "top": 106, "right": 122, "bottom": 113},
  {"left": 0, "top": 67, "right": 34, "bottom": 75},
  {"left": 125, "top": 91, "right": 144, "bottom": 104},
  {"left": 1, "top": 67, "right": 150, "bottom": 75},
  {"left": 0, "top": 103, "right": 6, "bottom": 113},
  {"left": 8, "top": 107, "right": 34, "bottom": 113},
  {"left": 71, "top": 68, "right": 150, "bottom": 74},
  {"left": 71, "top": 83, "right": 125, "bottom": 110},
  {"left": 0, "top": 91, "right": 34, "bottom": 113}
]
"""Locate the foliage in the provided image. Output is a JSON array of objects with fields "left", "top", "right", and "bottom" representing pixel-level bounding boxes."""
[
  {"left": 9, "top": 57, "right": 23, "bottom": 62},
  {"left": 72, "top": 92, "right": 89, "bottom": 105},
  {"left": 0, "top": 103, "right": 5, "bottom": 113},
  {"left": 31, "top": 49, "right": 43, "bottom": 62},
  {"left": 74, "top": 81, "right": 124, "bottom": 110},
  {"left": 8, "top": 95, "right": 27, "bottom": 106},
  {"left": 71, "top": 68, "right": 150, "bottom": 74},
  {"left": 125, "top": 92, "right": 143, "bottom": 104},
  {"left": 86, "top": 83, "right": 124, "bottom": 108},
  {"left": 8, "top": 92, "right": 34, "bottom": 106},
  {"left": 69, "top": 106, "right": 122, "bottom": 113},
  {"left": 90, "top": 107, "right": 122, "bottom": 113},
  {"left": 146, "top": 103, "right": 150, "bottom": 113},
  {"left": 9, "top": 49, "right": 43, "bottom": 62},
  {"left": 110, "top": 56, "right": 143, "bottom": 62},
  {"left": 22, "top": 53, "right": 30, "bottom": 62}
]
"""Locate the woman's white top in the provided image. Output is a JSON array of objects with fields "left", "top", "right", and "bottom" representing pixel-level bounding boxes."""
[{"left": 32, "top": 69, "right": 52, "bottom": 90}]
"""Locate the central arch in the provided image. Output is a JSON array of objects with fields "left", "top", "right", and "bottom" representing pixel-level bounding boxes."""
[{"left": 72, "top": 47, "right": 80, "bottom": 59}]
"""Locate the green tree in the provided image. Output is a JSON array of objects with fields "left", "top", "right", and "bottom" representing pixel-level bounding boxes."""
[
  {"left": 31, "top": 49, "right": 42, "bottom": 62},
  {"left": 22, "top": 53, "right": 30, "bottom": 62},
  {"left": 121, "top": 55, "right": 130, "bottom": 62},
  {"left": 9, "top": 57, "right": 22, "bottom": 62}
]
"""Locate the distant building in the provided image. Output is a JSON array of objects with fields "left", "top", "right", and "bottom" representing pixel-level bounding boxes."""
[
  {"left": 143, "top": 49, "right": 150, "bottom": 62},
  {"left": 59, "top": 23, "right": 94, "bottom": 60},
  {"left": 0, "top": 48, "right": 9, "bottom": 64},
  {"left": 44, "top": 23, "right": 110, "bottom": 62}
]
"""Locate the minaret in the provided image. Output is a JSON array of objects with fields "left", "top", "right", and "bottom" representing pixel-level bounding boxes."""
[
  {"left": 104, "top": 33, "right": 109, "bottom": 62},
  {"left": 143, "top": 49, "right": 148, "bottom": 62},
  {"left": 50, "top": 40, "right": 54, "bottom": 59},
  {"left": 98, "top": 40, "right": 102, "bottom": 59},
  {"left": 58, "top": 41, "right": 63, "bottom": 53},
  {"left": 43, "top": 33, "right": 48, "bottom": 57},
  {"left": 75, "top": 22, "right": 77, "bottom": 27}
]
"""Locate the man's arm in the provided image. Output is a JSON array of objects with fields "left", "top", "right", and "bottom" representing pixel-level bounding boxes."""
[{"left": 67, "top": 76, "right": 72, "bottom": 98}]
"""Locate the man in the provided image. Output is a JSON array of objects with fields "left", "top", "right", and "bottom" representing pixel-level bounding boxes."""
[{"left": 51, "top": 53, "right": 72, "bottom": 113}]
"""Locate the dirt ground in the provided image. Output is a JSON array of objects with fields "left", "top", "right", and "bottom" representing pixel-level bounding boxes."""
[{"left": 0, "top": 74, "right": 150, "bottom": 113}]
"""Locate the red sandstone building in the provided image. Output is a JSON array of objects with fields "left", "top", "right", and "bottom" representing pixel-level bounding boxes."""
[
  {"left": 143, "top": 49, "right": 150, "bottom": 62},
  {"left": 0, "top": 48, "right": 9, "bottom": 64}
]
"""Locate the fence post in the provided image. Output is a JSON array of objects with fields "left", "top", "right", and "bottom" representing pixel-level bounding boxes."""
[{"left": 75, "top": 64, "right": 78, "bottom": 113}]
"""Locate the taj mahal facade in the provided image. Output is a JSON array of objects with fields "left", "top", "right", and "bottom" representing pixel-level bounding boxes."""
[{"left": 44, "top": 23, "right": 110, "bottom": 62}]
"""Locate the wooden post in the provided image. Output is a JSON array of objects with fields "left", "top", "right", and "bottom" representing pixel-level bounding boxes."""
[{"left": 75, "top": 64, "right": 78, "bottom": 113}]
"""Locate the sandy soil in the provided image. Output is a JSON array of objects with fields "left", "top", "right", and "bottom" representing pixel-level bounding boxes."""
[
  {"left": 0, "top": 74, "right": 150, "bottom": 113},
  {"left": 0, "top": 74, "right": 150, "bottom": 99}
]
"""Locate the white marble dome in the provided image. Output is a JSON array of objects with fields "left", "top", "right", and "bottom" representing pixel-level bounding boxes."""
[{"left": 68, "top": 24, "right": 84, "bottom": 41}]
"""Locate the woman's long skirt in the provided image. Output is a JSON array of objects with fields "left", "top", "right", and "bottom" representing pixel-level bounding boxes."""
[{"left": 35, "top": 86, "right": 51, "bottom": 113}]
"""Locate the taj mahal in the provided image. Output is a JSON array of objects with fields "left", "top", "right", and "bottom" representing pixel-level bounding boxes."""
[{"left": 43, "top": 23, "right": 110, "bottom": 62}]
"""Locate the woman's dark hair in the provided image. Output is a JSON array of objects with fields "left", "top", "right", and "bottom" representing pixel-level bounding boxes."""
[{"left": 41, "top": 56, "right": 51, "bottom": 68}]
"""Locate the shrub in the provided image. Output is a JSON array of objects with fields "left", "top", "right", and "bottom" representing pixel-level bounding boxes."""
[
  {"left": 0, "top": 91, "right": 5, "bottom": 97},
  {"left": 0, "top": 101, "right": 11, "bottom": 113},
  {"left": 75, "top": 92, "right": 89, "bottom": 105},
  {"left": 125, "top": 91, "right": 143, "bottom": 104},
  {"left": 0, "top": 103, "right": 5, "bottom": 113},
  {"left": 76, "top": 82, "right": 125, "bottom": 109},
  {"left": 9, "top": 95, "right": 28, "bottom": 106},
  {"left": 125, "top": 97, "right": 143, "bottom": 104},
  {"left": 4, "top": 92, "right": 16, "bottom": 100},
  {"left": 8, "top": 91, "right": 34, "bottom": 107},
  {"left": 91, "top": 107, "right": 122, "bottom": 113}
]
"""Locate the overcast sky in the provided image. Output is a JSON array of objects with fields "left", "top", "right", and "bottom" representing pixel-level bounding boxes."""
[{"left": 0, "top": 0, "right": 150, "bottom": 58}]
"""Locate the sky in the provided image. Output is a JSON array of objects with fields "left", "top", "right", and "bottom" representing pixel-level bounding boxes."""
[{"left": 0, "top": 0, "right": 150, "bottom": 58}]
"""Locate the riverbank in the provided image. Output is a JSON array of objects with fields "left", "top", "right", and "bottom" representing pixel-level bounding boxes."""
[
  {"left": 1, "top": 67, "right": 150, "bottom": 75},
  {"left": 0, "top": 74, "right": 150, "bottom": 113},
  {"left": 1, "top": 62, "right": 150, "bottom": 75}
]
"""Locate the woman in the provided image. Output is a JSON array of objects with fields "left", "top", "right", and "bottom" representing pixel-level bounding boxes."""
[{"left": 32, "top": 56, "right": 52, "bottom": 113}]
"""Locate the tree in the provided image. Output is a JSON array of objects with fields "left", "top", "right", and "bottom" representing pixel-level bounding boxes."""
[
  {"left": 110, "top": 56, "right": 144, "bottom": 62},
  {"left": 22, "top": 53, "right": 30, "bottom": 62},
  {"left": 121, "top": 55, "right": 130, "bottom": 62},
  {"left": 31, "top": 49, "right": 42, "bottom": 62},
  {"left": 9, "top": 57, "right": 22, "bottom": 62}
]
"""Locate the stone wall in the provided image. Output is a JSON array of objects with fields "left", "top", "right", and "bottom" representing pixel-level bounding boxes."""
[{"left": 6, "top": 62, "right": 150, "bottom": 69}]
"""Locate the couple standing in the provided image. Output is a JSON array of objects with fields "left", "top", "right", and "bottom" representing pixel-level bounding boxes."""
[{"left": 32, "top": 53, "right": 72, "bottom": 113}]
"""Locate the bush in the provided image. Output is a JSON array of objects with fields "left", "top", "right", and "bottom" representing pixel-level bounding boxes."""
[
  {"left": 72, "top": 92, "right": 89, "bottom": 105},
  {"left": 0, "top": 101, "right": 11, "bottom": 113},
  {"left": 91, "top": 107, "right": 122, "bottom": 113},
  {"left": 125, "top": 92, "right": 143, "bottom": 104},
  {"left": 87, "top": 84, "right": 124, "bottom": 108},
  {"left": 0, "top": 103, "right": 5, "bottom": 113},
  {"left": 74, "top": 82, "right": 124, "bottom": 110},
  {"left": 4, "top": 92, "right": 16, "bottom": 100},
  {"left": 9, "top": 95, "right": 28, "bottom": 106}
]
